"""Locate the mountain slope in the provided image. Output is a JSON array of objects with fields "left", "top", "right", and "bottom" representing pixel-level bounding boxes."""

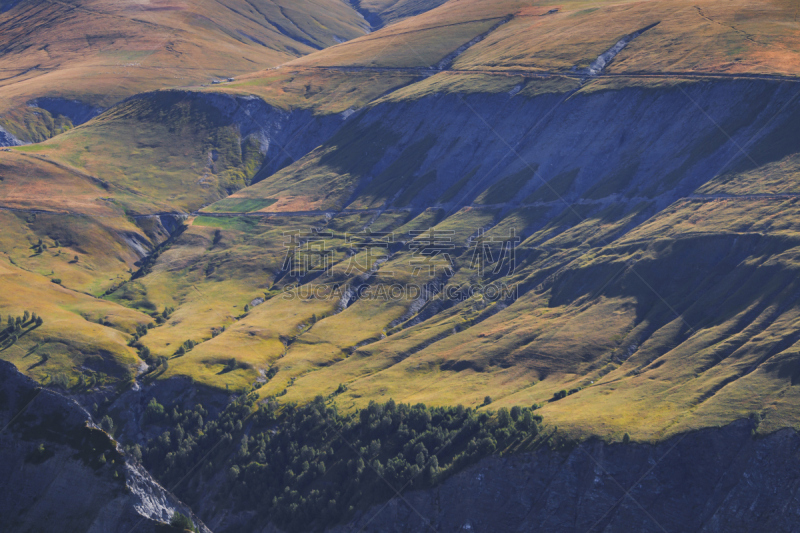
[
  {"left": 285, "top": 0, "right": 800, "bottom": 74},
  {"left": 0, "top": 0, "right": 455, "bottom": 144},
  {"left": 2, "top": 0, "right": 800, "bottom": 445},
  {"left": 71, "top": 0, "right": 800, "bottom": 443},
  {"left": 5, "top": 0, "right": 800, "bottom": 529},
  {"left": 0, "top": 0, "right": 374, "bottom": 143},
  {"left": 118, "top": 76, "right": 800, "bottom": 442}
]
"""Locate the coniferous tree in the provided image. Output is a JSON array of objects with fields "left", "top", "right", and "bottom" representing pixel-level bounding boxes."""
[{"left": 100, "top": 415, "right": 114, "bottom": 433}]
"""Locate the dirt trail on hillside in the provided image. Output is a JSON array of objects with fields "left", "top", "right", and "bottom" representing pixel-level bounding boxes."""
[{"left": 193, "top": 192, "right": 800, "bottom": 220}]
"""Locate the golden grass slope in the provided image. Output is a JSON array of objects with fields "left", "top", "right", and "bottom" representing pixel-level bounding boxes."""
[
  {"left": 8, "top": 90, "right": 272, "bottom": 214},
  {"left": 201, "top": 69, "right": 421, "bottom": 115},
  {"left": 0, "top": 151, "right": 170, "bottom": 295},
  {"left": 0, "top": 150, "right": 118, "bottom": 216},
  {"left": 0, "top": 0, "right": 371, "bottom": 140},
  {"left": 131, "top": 151, "right": 800, "bottom": 444},
  {"left": 0, "top": 152, "right": 166, "bottom": 384},
  {"left": 2, "top": 0, "right": 800, "bottom": 447},
  {"left": 0, "top": 255, "right": 151, "bottom": 385},
  {"left": 282, "top": 0, "right": 800, "bottom": 76},
  {"left": 11, "top": 132, "right": 794, "bottom": 444},
  {"left": 268, "top": 198, "right": 800, "bottom": 442}
]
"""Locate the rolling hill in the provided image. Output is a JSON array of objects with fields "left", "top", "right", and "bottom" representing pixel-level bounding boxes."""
[{"left": 0, "top": 0, "right": 450, "bottom": 144}]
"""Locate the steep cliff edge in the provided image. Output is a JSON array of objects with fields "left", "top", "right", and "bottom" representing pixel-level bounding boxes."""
[{"left": 0, "top": 360, "right": 211, "bottom": 533}]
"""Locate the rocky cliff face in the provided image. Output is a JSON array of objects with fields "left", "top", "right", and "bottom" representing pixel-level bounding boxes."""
[
  {"left": 0, "top": 360, "right": 211, "bottom": 533},
  {"left": 0, "top": 124, "right": 23, "bottom": 146},
  {"left": 327, "top": 421, "right": 798, "bottom": 533},
  {"left": 247, "top": 78, "right": 799, "bottom": 220},
  {"left": 29, "top": 97, "right": 105, "bottom": 127},
  {"left": 198, "top": 92, "right": 349, "bottom": 182},
  {"left": 345, "top": 80, "right": 798, "bottom": 212}
]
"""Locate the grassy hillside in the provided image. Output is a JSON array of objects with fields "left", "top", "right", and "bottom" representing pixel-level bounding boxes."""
[
  {"left": 162, "top": 189, "right": 800, "bottom": 442},
  {"left": 0, "top": 150, "right": 165, "bottom": 385},
  {"left": 106, "top": 76, "right": 800, "bottom": 444},
  {"left": 0, "top": 257, "right": 151, "bottom": 386},
  {"left": 0, "top": 0, "right": 369, "bottom": 142},
  {"left": 0, "top": 151, "right": 172, "bottom": 293},
  {"left": 8, "top": 91, "right": 287, "bottom": 214},
  {"left": 3, "top": 0, "right": 800, "bottom": 448},
  {"left": 284, "top": 0, "right": 800, "bottom": 75},
  {"left": 201, "top": 68, "right": 421, "bottom": 114},
  {"left": 0, "top": 0, "right": 456, "bottom": 143}
]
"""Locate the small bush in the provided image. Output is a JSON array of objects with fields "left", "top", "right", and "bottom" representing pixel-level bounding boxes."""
[
  {"left": 144, "top": 398, "right": 165, "bottom": 422},
  {"left": 553, "top": 390, "right": 568, "bottom": 400},
  {"left": 50, "top": 373, "right": 70, "bottom": 389},
  {"left": 170, "top": 511, "right": 195, "bottom": 531}
]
